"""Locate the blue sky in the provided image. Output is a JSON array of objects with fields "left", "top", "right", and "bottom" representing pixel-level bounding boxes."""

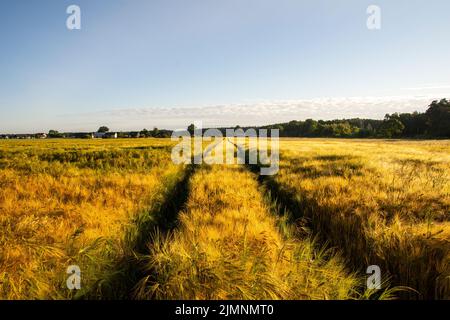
[{"left": 1, "top": 0, "right": 450, "bottom": 133}]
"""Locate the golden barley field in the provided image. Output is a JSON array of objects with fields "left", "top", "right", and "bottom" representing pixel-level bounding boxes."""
[
  {"left": 0, "top": 139, "right": 185, "bottom": 299},
  {"left": 267, "top": 139, "right": 450, "bottom": 299},
  {"left": 0, "top": 138, "right": 448, "bottom": 300}
]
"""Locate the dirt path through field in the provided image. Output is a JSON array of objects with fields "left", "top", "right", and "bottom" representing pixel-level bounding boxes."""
[{"left": 132, "top": 139, "right": 361, "bottom": 299}]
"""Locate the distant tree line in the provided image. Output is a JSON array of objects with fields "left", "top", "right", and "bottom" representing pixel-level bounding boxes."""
[
  {"left": 255, "top": 99, "right": 450, "bottom": 138},
  {"left": 136, "top": 127, "right": 171, "bottom": 138},
  {"left": 45, "top": 126, "right": 172, "bottom": 139},
  {"left": 2, "top": 100, "right": 449, "bottom": 139}
]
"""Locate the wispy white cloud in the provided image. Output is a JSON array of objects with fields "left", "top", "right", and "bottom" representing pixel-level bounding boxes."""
[
  {"left": 60, "top": 95, "right": 445, "bottom": 131},
  {"left": 402, "top": 84, "right": 450, "bottom": 91}
]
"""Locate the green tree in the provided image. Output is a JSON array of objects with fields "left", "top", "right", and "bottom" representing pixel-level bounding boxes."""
[
  {"left": 97, "top": 126, "right": 109, "bottom": 133},
  {"left": 303, "top": 119, "right": 318, "bottom": 136},
  {"left": 425, "top": 99, "right": 450, "bottom": 137},
  {"left": 187, "top": 124, "right": 196, "bottom": 136},
  {"left": 140, "top": 128, "right": 149, "bottom": 137},
  {"left": 380, "top": 116, "right": 405, "bottom": 138},
  {"left": 333, "top": 122, "right": 356, "bottom": 137},
  {"left": 48, "top": 130, "right": 63, "bottom": 138}
]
